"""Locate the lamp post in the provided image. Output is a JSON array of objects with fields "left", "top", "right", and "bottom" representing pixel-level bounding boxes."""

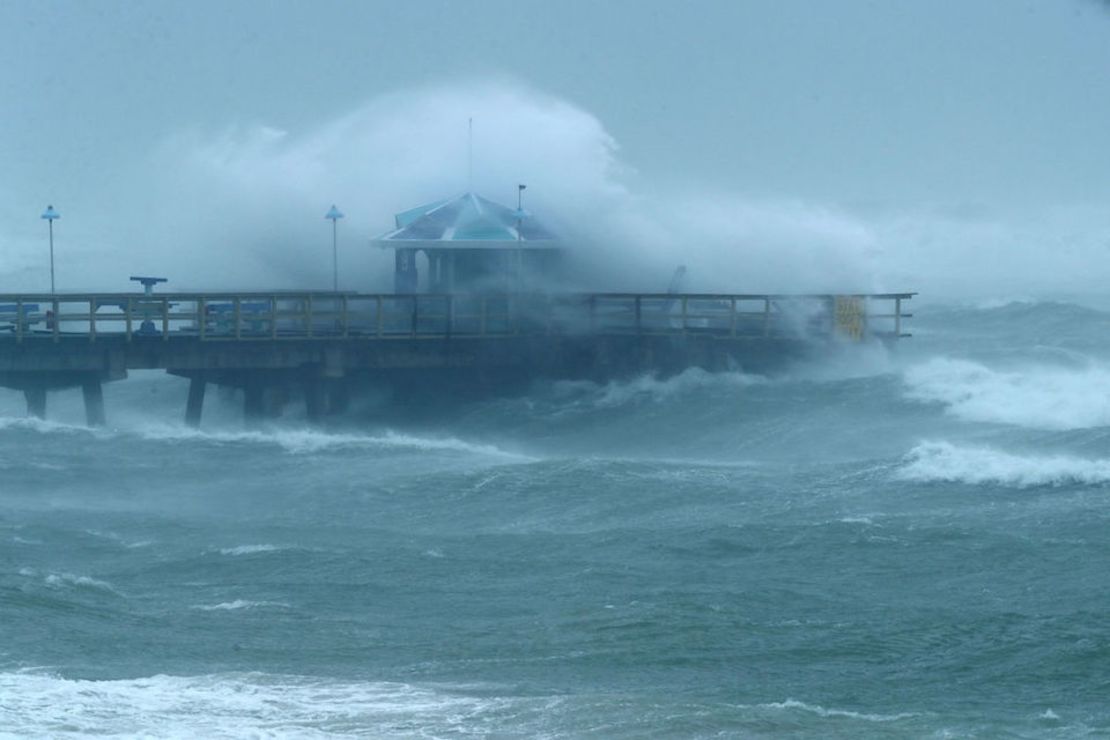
[
  {"left": 41, "top": 205, "right": 60, "bottom": 293},
  {"left": 325, "top": 205, "right": 344, "bottom": 291},
  {"left": 516, "top": 184, "right": 526, "bottom": 242}
]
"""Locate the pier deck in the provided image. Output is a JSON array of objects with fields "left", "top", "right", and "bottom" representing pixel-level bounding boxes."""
[{"left": 0, "top": 291, "right": 913, "bottom": 426}]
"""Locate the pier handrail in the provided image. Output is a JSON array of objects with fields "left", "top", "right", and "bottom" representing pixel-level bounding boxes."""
[{"left": 0, "top": 291, "right": 915, "bottom": 344}]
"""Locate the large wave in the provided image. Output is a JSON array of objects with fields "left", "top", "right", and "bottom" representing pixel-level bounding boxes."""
[
  {"left": 897, "top": 441, "right": 1110, "bottom": 487},
  {"left": 903, "top": 357, "right": 1110, "bottom": 430},
  {"left": 0, "top": 672, "right": 512, "bottom": 738}
]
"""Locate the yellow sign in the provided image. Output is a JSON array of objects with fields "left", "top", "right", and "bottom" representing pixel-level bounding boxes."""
[{"left": 833, "top": 296, "right": 865, "bottom": 341}]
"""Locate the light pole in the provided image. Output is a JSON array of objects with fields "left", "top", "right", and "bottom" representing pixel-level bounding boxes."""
[
  {"left": 516, "top": 184, "right": 526, "bottom": 242},
  {"left": 325, "top": 205, "right": 344, "bottom": 291},
  {"left": 41, "top": 205, "right": 60, "bottom": 293}
]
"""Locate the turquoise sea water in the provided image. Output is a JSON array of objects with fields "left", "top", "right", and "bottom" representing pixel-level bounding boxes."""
[{"left": 3, "top": 301, "right": 1110, "bottom": 737}]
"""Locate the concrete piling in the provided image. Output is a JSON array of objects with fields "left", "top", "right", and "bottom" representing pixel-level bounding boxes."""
[
  {"left": 24, "top": 388, "right": 46, "bottom": 420},
  {"left": 81, "top": 378, "right": 106, "bottom": 427},
  {"left": 185, "top": 376, "right": 206, "bottom": 428},
  {"left": 303, "top": 378, "right": 326, "bottom": 422},
  {"left": 243, "top": 383, "right": 265, "bottom": 425}
]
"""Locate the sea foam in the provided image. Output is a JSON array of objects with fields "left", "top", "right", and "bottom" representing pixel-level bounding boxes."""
[
  {"left": 0, "top": 671, "right": 507, "bottom": 738},
  {"left": 757, "top": 698, "right": 917, "bottom": 723},
  {"left": 134, "top": 424, "right": 530, "bottom": 459},
  {"left": 192, "top": 600, "right": 289, "bottom": 611},
  {"left": 898, "top": 441, "right": 1110, "bottom": 488},
  {"left": 904, "top": 357, "right": 1110, "bottom": 430}
]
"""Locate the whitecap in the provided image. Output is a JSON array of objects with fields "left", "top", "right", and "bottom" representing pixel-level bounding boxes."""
[
  {"left": 42, "top": 572, "right": 118, "bottom": 594},
  {"left": 594, "top": 367, "right": 765, "bottom": 408},
  {"left": 135, "top": 424, "right": 531, "bottom": 459},
  {"left": 759, "top": 698, "right": 916, "bottom": 722},
  {"left": 216, "top": 544, "right": 283, "bottom": 556},
  {"left": 897, "top": 441, "right": 1110, "bottom": 488},
  {"left": 0, "top": 671, "right": 510, "bottom": 737},
  {"left": 904, "top": 357, "right": 1110, "bottom": 430},
  {"left": 192, "top": 600, "right": 289, "bottom": 611},
  {"left": 0, "top": 417, "right": 93, "bottom": 435}
]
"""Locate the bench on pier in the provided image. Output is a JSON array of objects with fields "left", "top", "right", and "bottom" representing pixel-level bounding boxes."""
[{"left": 0, "top": 303, "right": 41, "bottom": 333}]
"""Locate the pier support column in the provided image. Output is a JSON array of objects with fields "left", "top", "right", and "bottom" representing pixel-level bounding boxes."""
[
  {"left": 82, "top": 379, "right": 106, "bottom": 427},
  {"left": 185, "top": 377, "right": 206, "bottom": 428},
  {"left": 326, "top": 380, "right": 350, "bottom": 416},
  {"left": 24, "top": 388, "right": 46, "bottom": 420},
  {"left": 243, "top": 383, "right": 265, "bottom": 426},
  {"left": 304, "top": 378, "right": 326, "bottom": 422}
]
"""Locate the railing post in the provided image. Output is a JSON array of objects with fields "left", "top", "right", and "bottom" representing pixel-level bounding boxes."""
[
  {"left": 52, "top": 298, "right": 59, "bottom": 343},
  {"left": 162, "top": 297, "right": 169, "bottom": 340},
  {"left": 197, "top": 297, "right": 206, "bottom": 340},
  {"left": 895, "top": 297, "right": 902, "bottom": 336},
  {"left": 89, "top": 299, "right": 97, "bottom": 343},
  {"left": 233, "top": 297, "right": 242, "bottom": 339},
  {"left": 446, "top": 294, "right": 453, "bottom": 338},
  {"left": 270, "top": 296, "right": 278, "bottom": 339}
]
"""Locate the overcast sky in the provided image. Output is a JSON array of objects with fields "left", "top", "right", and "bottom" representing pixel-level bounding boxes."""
[{"left": 2, "top": 0, "right": 1109, "bottom": 297}]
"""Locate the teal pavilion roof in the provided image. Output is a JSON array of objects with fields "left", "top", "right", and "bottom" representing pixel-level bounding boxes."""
[{"left": 376, "top": 192, "right": 558, "bottom": 250}]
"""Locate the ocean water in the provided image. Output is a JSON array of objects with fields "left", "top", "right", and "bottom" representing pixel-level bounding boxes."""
[{"left": 3, "top": 300, "right": 1110, "bottom": 738}]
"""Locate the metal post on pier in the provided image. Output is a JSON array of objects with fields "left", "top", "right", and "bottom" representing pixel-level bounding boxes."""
[
  {"left": 41, "top": 206, "right": 60, "bottom": 293},
  {"left": 325, "top": 205, "right": 344, "bottom": 292}
]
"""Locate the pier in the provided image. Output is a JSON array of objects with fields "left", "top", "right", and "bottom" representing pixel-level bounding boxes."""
[{"left": 0, "top": 291, "right": 913, "bottom": 426}]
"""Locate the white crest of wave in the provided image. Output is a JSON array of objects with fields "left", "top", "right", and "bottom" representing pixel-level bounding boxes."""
[
  {"left": 758, "top": 698, "right": 916, "bottom": 723},
  {"left": 0, "top": 671, "right": 507, "bottom": 737},
  {"left": 0, "top": 416, "right": 98, "bottom": 436},
  {"left": 552, "top": 367, "right": 764, "bottom": 409},
  {"left": 192, "top": 600, "right": 289, "bottom": 611},
  {"left": 38, "top": 571, "right": 118, "bottom": 594},
  {"left": 134, "top": 424, "right": 530, "bottom": 459},
  {"left": 216, "top": 544, "right": 284, "bottom": 556},
  {"left": 904, "top": 357, "right": 1110, "bottom": 430},
  {"left": 898, "top": 441, "right": 1110, "bottom": 488}
]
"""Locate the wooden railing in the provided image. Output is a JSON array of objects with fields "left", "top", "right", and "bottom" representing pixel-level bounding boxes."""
[{"left": 0, "top": 292, "right": 914, "bottom": 343}]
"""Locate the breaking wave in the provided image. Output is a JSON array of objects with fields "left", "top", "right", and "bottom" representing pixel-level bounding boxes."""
[
  {"left": 897, "top": 441, "right": 1110, "bottom": 488},
  {"left": 756, "top": 698, "right": 917, "bottom": 723},
  {"left": 134, "top": 425, "right": 531, "bottom": 459},
  {"left": 18, "top": 569, "right": 119, "bottom": 594},
  {"left": 215, "top": 544, "right": 287, "bottom": 557},
  {"left": 0, "top": 415, "right": 530, "bottom": 461},
  {"left": 192, "top": 600, "right": 290, "bottom": 611},
  {"left": 903, "top": 357, "right": 1110, "bottom": 430},
  {"left": 0, "top": 671, "right": 511, "bottom": 738}
]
